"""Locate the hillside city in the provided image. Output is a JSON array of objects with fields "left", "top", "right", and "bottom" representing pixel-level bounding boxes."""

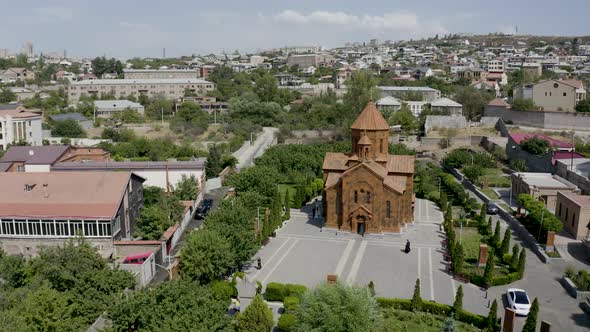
[{"left": 2, "top": 6, "right": 590, "bottom": 332}]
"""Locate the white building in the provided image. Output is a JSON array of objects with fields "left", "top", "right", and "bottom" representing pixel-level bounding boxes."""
[
  {"left": 0, "top": 107, "right": 43, "bottom": 150},
  {"left": 94, "top": 100, "right": 145, "bottom": 118}
]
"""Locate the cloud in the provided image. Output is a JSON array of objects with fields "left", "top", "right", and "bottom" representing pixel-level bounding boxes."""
[
  {"left": 274, "top": 10, "right": 446, "bottom": 35},
  {"left": 33, "top": 6, "right": 73, "bottom": 21}
]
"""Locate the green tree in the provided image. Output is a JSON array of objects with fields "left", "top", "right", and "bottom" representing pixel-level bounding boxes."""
[
  {"left": 206, "top": 144, "right": 223, "bottom": 177},
  {"left": 522, "top": 297, "right": 539, "bottom": 332},
  {"left": 180, "top": 229, "right": 235, "bottom": 283},
  {"left": 296, "top": 283, "right": 382, "bottom": 332},
  {"left": 483, "top": 252, "right": 495, "bottom": 287},
  {"left": 510, "top": 159, "right": 528, "bottom": 172},
  {"left": 510, "top": 244, "right": 520, "bottom": 270},
  {"left": 575, "top": 98, "right": 590, "bottom": 113},
  {"left": 368, "top": 280, "right": 376, "bottom": 297},
  {"left": 174, "top": 174, "right": 200, "bottom": 201},
  {"left": 487, "top": 299, "right": 498, "bottom": 331},
  {"left": 236, "top": 294, "right": 274, "bottom": 332},
  {"left": 343, "top": 70, "right": 380, "bottom": 113},
  {"left": 390, "top": 105, "right": 417, "bottom": 134},
  {"left": 135, "top": 205, "right": 172, "bottom": 240},
  {"left": 518, "top": 248, "right": 526, "bottom": 276},
  {"left": 411, "top": 278, "right": 422, "bottom": 311},
  {"left": 284, "top": 188, "right": 291, "bottom": 219},
  {"left": 454, "top": 86, "right": 494, "bottom": 120},
  {"left": 254, "top": 73, "right": 279, "bottom": 103},
  {"left": 463, "top": 164, "right": 484, "bottom": 183},
  {"left": 492, "top": 221, "right": 501, "bottom": 249},
  {"left": 0, "top": 88, "right": 16, "bottom": 103},
  {"left": 501, "top": 228, "right": 511, "bottom": 255},
  {"left": 51, "top": 119, "right": 86, "bottom": 138},
  {"left": 440, "top": 313, "right": 458, "bottom": 332},
  {"left": 452, "top": 243, "right": 465, "bottom": 276},
  {"left": 520, "top": 136, "right": 551, "bottom": 155},
  {"left": 453, "top": 285, "right": 463, "bottom": 312}
]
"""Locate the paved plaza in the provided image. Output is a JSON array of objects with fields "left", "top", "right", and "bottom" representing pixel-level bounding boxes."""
[{"left": 245, "top": 199, "right": 490, "bottom": 316}]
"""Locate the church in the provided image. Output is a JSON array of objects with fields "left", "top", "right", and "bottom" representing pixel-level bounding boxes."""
[{"left": 322, "top": 102, "right": 415, "bottom": 234}]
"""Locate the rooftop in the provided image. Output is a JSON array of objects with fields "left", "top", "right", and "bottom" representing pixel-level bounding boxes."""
[
  {"left": 0, "top": 107, "right": 42, "bottom": 119},
  {"left": 514, "top": 172, "right": 577, "bottom": 189},
  {"left": 94, "top": 100, "right": 144, "bottom": 109},
  {"left": 70, "top": 78, "right": 212, "bottom": 86},
  {"left": 376, "top": 96, "right": 401, "bottom": 106},
  {"left": 509, "top": 133, "right": 573, "bottom": 149},
  {"left": 351, "top": 102, "right": 390, "bottom": 131},
  {"left": 0, "top": 146, "right": 70, "bottom": 165},
  {"left": 0, "top": 172, "right": 136, "bottom": 220},
  {"left": 430, "top": 97, "right": 462, "bottom": 107},
  {"left": 378, "top": 86, "right": 440, "bottom": 93},
  {"left": 51, "top": 159, "right": 207, "bottom": 171},
  {"left": 558, "top": 191, "right": 590, "bottom": 207}
]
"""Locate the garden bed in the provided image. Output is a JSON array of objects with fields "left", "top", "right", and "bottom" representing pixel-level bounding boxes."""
[
  {"left": 381, "top": 308, "right": 483, "bottom": 332},
  {"left": 455, "top": 227, "right": 483, "bottom": 261}
]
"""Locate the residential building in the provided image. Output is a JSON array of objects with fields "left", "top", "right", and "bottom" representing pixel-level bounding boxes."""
[
  {"left": 486, "top": 72, "right": 508, "bottom": 85},
  {"left": 487, "top": 59, "right": 505, "bottom": 73},
  {"left": 513, "top": 79, "right": 587, "bottom": 112},
  {"left": 456, "top": 67, "right": 487, "bottom": 81},
  {"left": 1, "top": 68, "right": 35, "bottom": 82},
  {"left": 555, "top": 158, "right": 590, "bottom": 195},
  {"left": 51, "top": 159, "right": 206, "bottom": 192},
  {"left": 0, "top": 106, "right": 43, "bottom": 150},
  {"left": 322, "top": 102, "right": 415, "bottom": 234},
  {"left": 287, "top": 54, "right": 319, "bottom": 68},
  {"left": 378, "top": 86, "right": 441, "bottom": 102},
  {"left": 67, "top": 79, "right": 215, "bottom": 102},
  {"left": 282, "top": 46, "right": 321, "bottom": 55},
  {"left": 49, "top": 113, "right": 93, "bottom": 130},
  {"left": 555, "top": 191, "right": 590, "bottom": 240},
  {"left": 9, "top": 87, "right": 35, "bottom": 101},
  {"left": 472, "top": 80, "right": 500, "bottom": 97},
  {"left": 0, "top": 145, "right": 111, "bottom": 172},
  {"left": 376, "top": 96, "right": 401, "bottom": 113},
  {"left": 430, "top": 98, "right": 463, "bottom": 115},
  {"left": 123, "top": 69, "right": 199, "bottom": 79},
  {"left": 94, "top": 100, "right": 145, "bottom": 118},
  {"left": 0, "top": 172, "right": 144, "bottom": 257},
  {"left": 511, "top": 172, "right": 579, "bottom": 211},
  {"left": 522, "top": 62, "right": 542, "bottom": 79},
  {"left": 178, "top": 96, "right": 228, "bottom": 114}
]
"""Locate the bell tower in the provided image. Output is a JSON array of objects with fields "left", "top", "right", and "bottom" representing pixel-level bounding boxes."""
[{"left": 350, "top": 102, "right": 390, "bottom": 163}]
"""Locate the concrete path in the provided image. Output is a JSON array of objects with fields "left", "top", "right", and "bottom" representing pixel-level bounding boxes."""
[{"left": 233, "top": 127, "right": 278, "bottom": 170}]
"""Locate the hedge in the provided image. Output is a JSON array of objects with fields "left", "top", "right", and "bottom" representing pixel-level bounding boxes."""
[
  {"left": 277, "top": 313, "right": 297, "bottom": 332},
  {"left": 376, "top": 297, "right": 488, "bottom": 329},
  {"left": 264, "top": 282, "right": 307, "bottom": 302},
  {"left": 470, "top": 272, "right": 521, "bottom": 288},
  {"left": 283, "top": 296, "right": 300, "bottom": 312}
]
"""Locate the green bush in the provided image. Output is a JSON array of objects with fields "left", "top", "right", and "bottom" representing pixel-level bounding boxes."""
[
  {"left": 283, "top": 296, "right": 300, "bottom": 312},
  {"left": 502, "top": 254, "right": 513, "bottom": 265},
  {"left": 490, "top": 272, "right": 521, "bottom": 286},
  {"left": 376, "top": 298, "right": 412, "bottom": 311},
  {"left": 421, "top": 301, "right": 451, "bottom": 316},
  {"left": 210, "top": 280, "right": 238, "bottom": 300},
  {"left": 265, "top": 282, "right": 286, "bottom": 301},
  {"left": 285, "top": 283, "right": 307, "bottom": 298},
  {"left": 456, "top": 309, "right": 488, "bottom": 329},
  {"left": 277, "top": 313, "right": 297, "bottom": 332}
]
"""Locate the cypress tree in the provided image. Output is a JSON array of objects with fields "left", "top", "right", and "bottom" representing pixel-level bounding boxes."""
[
  {"left": 492, "top": 221, "right": 501, "bottom": 248},
  {"left": 518, "top": 248, "right": 526, "bottom": 277},
  {"left": 284, "top": 189, "right": 291, "bottom": 220},
  {"left": 480, "top": 203, "right": 487, "bottom": 222},
  {"left": 483, "top": 252, "right": 495, "bottom": 287},
  {"left": 501, "top": 228, "right": 511, "bottom": 255},
  {"left": 487, "top": 299, "right": 498, "bottom": 331},
  {"left": 440, "top": 192, "right": 448, "bottom": 211},
  {"left": 486, "top": 216, "right": 493, "bottom": 236},
  {"left": 452, "top": 243, "right": 464, "bottom": 275},
  {"left": 453, "top": 285, "right": 463, "bottom": 312},
  {"left": 510, "top": 244, "right": 520, "bottom": 271},
  {"left": 522, "top": 297, "right": 539, "bottom": 332},
  {"left": 411, "top": 278, "right": 422, "bottom": 311},
  {"left": 368, "top": 281, "right": 375, "bottom": 297}
]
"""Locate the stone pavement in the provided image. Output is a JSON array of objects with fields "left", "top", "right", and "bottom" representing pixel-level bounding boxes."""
[{"left": 243, "top": 199, "right": 490, "bottom": 317}]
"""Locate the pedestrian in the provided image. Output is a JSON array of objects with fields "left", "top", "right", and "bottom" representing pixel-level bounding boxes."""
[
  {"left": 257, "top": 258, "right": 262, "bottom": 270},
  {"left": 235, "top": 298, "right": 241, "bottom": 313},
  {"left": 405, "top": 240, "right": 411, "bottom": 254}
]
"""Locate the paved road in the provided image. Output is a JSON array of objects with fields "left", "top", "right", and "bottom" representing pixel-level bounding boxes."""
[
  {"left": 233, "top": 127, "right": 278, "bottom": 170},
  {"left": 456, "top": 178, "right": 590, "bottom": 331}
]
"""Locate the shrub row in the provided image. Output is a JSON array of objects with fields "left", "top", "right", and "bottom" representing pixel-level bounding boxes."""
[
  {"left": 264, "top": 282, "right": 307, "bottom": 302},
  {"left": 375, "top": 298, "right": 487, "bottom": 329},
  {"left": 470, "top": 272, "right": 521, "bottom": 288}
]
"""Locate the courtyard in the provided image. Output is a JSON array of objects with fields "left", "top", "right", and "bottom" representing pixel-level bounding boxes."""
[{"left": 245, "top": 198, "right": 490, "bottom": 316}]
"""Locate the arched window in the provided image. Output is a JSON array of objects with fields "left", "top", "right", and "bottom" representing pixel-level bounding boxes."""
[
  {"left": 366, "top": 191, "right": 371, "bottom": 204},
  {"left": 386, "top": 201, "right": 391, "bottom": 218},
  {"left": 354, "top": 191, "right": 358, "bottom": 203}
]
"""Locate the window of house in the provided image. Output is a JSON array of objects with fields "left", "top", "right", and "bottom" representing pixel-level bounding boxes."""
[
  {"left": 386, "top": 201, "right": 391, "bottom": 218},
  {"left": 558, "top": 203, "right": 562, "bottom": 216},
  {"left": 565, "top": 208, "right": 569, "bottom": 221},
  {"left": 113, "top": 216, "right": 121, "bottom": 235},
  {"left": 366, "top": 192, "right": 371, "bottom": 204},
  {"left": 563, "top": 92, "right": 567, "bottom": 97},
  {"left": 572, "top": 213, "right": 576, "bottom": 227},
  {"left": 354, "top": 191, "right": 358, "bottom": 203}
]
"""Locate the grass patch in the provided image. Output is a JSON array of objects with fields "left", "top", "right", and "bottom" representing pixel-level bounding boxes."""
[
  {"left": 480, "top": 188, "right": 500, "bottom": 200},
  {"left": 546, "top": 250, "right": 561, "bottom": 258},
  {"left": 479, "top": 168, "right": 511, "bottom": 188},
  {"left": 455, "top": 227, "right": 483, "bottom": 261},
  {"left": 381, "top": 309, "right": 482, "bottom": 332}
]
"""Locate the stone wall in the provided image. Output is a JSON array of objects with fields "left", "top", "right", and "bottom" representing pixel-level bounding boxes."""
[
  {"left": 0, "top": 237, "right": 114, "bottom": 258},
  {"left": 424, "top": 115, "right": 467, "bottom": 133},
  {"left": 556, "top": 161, "right": 590, "bottom": 195},
  {"left": 506, "top": 136, "right": 555, "bottom": 173},
  {"left": 485, "top": 106, "right": 590, "bottom": 130}
]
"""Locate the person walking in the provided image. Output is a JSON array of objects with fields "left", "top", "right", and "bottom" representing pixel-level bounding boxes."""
[
  {"left": 257, "top": 258, "right": 262, "bottom": 270},
  {"left": 235, "top": 298, "right": 241, "bottom": 313},
  {"left": 405, "top": 240, "right": 411, "bottom": 253}
]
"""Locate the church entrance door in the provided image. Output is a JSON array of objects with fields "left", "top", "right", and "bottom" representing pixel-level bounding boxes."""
[{"left": 357, "top": 222, "right": 365, "bottom": 235}]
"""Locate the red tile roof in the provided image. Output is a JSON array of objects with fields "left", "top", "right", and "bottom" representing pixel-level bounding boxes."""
[
  {"left": 351, "top": 102, "right": 390, "bottom": 131},
  {"left": 510, "top": 133, "right": 573, "bottom": 149}
]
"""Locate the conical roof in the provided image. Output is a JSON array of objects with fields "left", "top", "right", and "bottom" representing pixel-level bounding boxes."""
[{"left": 351, "top": 102, "right": 390, "bottom": 131}]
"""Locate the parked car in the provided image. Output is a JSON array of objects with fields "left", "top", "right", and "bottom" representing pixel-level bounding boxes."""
[
  {"left": 506, "top": 288, "right": 531, "bottom": 316},
  {"left": 195, "top": 199, "right": 213, "bottom": 220},
  {"left": 487, "top": 203, "right": 499, "bottom": 215}
]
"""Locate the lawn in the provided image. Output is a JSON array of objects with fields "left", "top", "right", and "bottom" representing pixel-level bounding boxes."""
[
  {"left": 455, "top": 227, "right": 483, "bottom": 261},
  {"left": 481, "top": 188, "right": 500, "bottom": 200},
  {"left": 479, "top": 168, "right": 511, "bottom": 188},
  {"left": 381, "top": 309, "right": 482, "bottom": 332}
]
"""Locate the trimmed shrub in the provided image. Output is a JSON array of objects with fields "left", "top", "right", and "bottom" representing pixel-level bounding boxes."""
[
  {"left": 285, "top": 283, "right": 307, "bottom": 298},
  {"left": 283, "top": 296, "right": 300, "bottom": 312},
  {"left": 265, "top": 282, "right": 286, "bottom": 301},
  {"left": 376, "top": 298, "right": 411, "bottom": 311},
  {"left": 490, "top": 272, "right": 521, "bottom": 286},
  {"left": 456, "top": 309, "right": 488, "bottom": 329},
  {"left": 277, "top": 313, "right": 297, "bottom": 332},
  {"left": 210, "top": 280, "right": 238, "bottom": 300},
  {"left": 421, "top": 301, "right": 451, "bottom": 316}
]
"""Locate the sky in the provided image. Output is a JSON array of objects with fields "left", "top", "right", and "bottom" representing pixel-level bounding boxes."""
[{"left": 1, "top": 0, "right": 588, "bottom": 59}]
